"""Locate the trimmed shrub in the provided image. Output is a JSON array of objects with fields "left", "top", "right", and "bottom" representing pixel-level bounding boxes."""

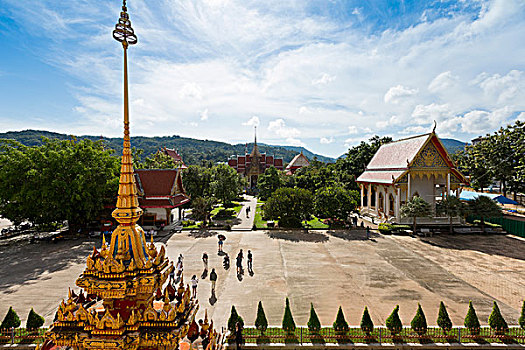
[
  {"left": 307, "top": 303, "right": 321, "bottom": 333},
  {"left": 378, "top": 223, "right": 393, "bottom": 234},
  {"left": 437, "top": 301, "right": 452, "bottom": 333},
  {"left": 385, "top": 305, "right": 402, "bottom": 335},
  {"left": 333, "top": 306, "right": 349, "bottom": 333},
  {"left": 519, "top": 300, "right": 525, "bottom": 330},
  {"left": 26, "top": 309, "right": 45, "bottom": 329},
  {"left": 227, "top": 305, "right": 244, "bottom": 332},
  {"left": 282, "top": 298, "right": 296, "bottom": 333},
  {"left": 488, "top": 301, "right": 508, "bottom": 334},
  {"left": 464, "top": 301, "right": 480, "bottom": 335},
  {"left": 255, "top": 301, "right": 268, "bottom": 333},
  {"left": 1, "top": 307, "right": 21, "bottom": 329},
  {"left": 360, "top": 306, "right": 374, "bottom": 335},
  {"left": 279, "top": 216, "right": 303, "bottom": 228},
  {"left": 410, "top": 304, "right": 427, "bottom": 336}
]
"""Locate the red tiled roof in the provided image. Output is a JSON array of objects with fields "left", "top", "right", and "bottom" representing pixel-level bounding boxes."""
[
  {"left": 135, "top": 169, "right": 177, "bottom": 196},
  {"left": 367, "top": 134, "right": 429, "bottom": 170},
  {"left": 139, "top": 198, "right": 174, "bottom": 208},
  {"left": 286, "top": 152, "right": 309, "bottom": 169},
  {"left": 356, "top": 170, "right": 406, "bottom": 184},
  {"left": 162, "top": 148, "right": 188, "bottom": 169}
]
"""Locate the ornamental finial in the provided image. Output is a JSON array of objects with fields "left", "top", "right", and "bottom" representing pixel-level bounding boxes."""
[{"left": 113, "top": 0, "right": 138, "bottom": 47}]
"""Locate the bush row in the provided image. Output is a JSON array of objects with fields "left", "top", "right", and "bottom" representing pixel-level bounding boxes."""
[
  {"left": 229, "top": 300, "right": 525, "bottom": 335},
  {"left": 377, "top": 223, "right": 411, "bottom": 234},
  {"left": 0, "top": 307, "right": 44, "bottom": 330}
]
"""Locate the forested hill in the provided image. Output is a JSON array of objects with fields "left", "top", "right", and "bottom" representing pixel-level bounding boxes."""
[{"left": 0, "top": 130, "right": 335, "bottom": 165}]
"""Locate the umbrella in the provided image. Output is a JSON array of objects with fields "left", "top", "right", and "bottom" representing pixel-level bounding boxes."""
[{"left": 218, "top": 234, "right": 226, "bottom": 241}]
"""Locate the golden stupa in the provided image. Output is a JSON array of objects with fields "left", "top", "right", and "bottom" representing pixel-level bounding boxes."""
[{"left": 43, "top": 2, "right": 218, "bottom": 349}]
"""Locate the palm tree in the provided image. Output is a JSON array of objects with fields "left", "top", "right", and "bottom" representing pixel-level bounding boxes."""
[
  {"left": 436, "top": 195, "right": 466, "bottom": 233},
  {"left": 468, "top": 195, "right": 502, "bottom": 233},
  {"left": 400, "top": 196, "right": 432, "bottom": 234}
]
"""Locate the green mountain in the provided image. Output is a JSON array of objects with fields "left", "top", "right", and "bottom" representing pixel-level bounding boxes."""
[
  {"left": 0, "top": 130, "right": 335, "bottom": 165},
  {"left": 440, "top": 138, "right": 468, "bottom": 154}
]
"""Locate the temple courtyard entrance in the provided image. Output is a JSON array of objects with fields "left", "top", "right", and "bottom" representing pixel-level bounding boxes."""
[{"left": 0, "top": 230, "right": 523, "bottom": 328}]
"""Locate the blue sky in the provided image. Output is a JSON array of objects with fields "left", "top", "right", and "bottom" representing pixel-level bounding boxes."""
[{"left": 0, "top": 0, "right": 524, "bottom": 157}]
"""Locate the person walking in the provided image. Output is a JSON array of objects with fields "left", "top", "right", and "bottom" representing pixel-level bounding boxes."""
[
  {"left": 236, "top": 253, "right": 243, "bottom": 274},
  {"left": 202, "top": 252, "right": 209, "bottom": 270},
  {"left": 210, "top": 268, "right": 217, "bottom": 292},
  {"left": 190, "top": 275, "right": 198, "bottom": 298},
  {"left": 366, "top": 226, "right": 370, "bottom": 240},
  {"left": 218, "top": 237, "right": 224, "bottom": 252},
  {"left": 235, "top": 322, "right": 243, "bottom": 350},
  {"left": 247, "top": 250, "right": 253, "bottom": 271}
]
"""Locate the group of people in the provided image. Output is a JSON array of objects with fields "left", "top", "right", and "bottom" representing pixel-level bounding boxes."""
[{"left": 235, "top": 249, "right": 253, "bottom": 275}]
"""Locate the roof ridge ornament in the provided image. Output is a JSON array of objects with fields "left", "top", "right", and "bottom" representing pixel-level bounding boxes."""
[
  {"left": 432, "top": 120, "right": 437, "bottom": 133},
  {"left": 112, "top": 0, "right": 138, "bottom": 48}
]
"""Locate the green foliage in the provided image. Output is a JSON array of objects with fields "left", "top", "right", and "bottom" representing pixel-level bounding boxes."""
[
  {"left": 410, "top": 304, "right": 428, "bottom": 335},
  {"left": 264, "top": 188, "right": 314, "bottom": 227},
  {"left": 472, "top": 220, "right": 501, "bottom": 228},
  {"left": 191, "top": 197, "right": 216, "bottom": 226},
  {"left": 378, "top": 223, "right": 393, "bottom": 233},
  {"left": 333, "top": 306, "right": 349, "bottom": 333},
  {"left": 468, "top": 196, "right": 502, "bottom": 232},
  {"left": 436, "top": 196, "right": 466, "bottom": 233},
  {"left": 437, "top": 301, "right": 452, "bottom": 333},
  {"left": 307, "top": 303, "right": 321, "bottom": 333},
  {"left": 464, "top": 301, "right": 481, "bottom": 334},
  {"left": 385, "top": 305, "right": 402, "bottom": 335},
  {"left": 257, "top": 167, "right": 284, "bottom": 201},
  {"left": 183, "top": 165, "right": 213, "bottom": 199},
  {"left": 26, "top": 308, "right": 45, "bottom": 329},
  {"left": 1, "top": 307, "right": 21, "bottom": 329},
  {"left": 210, "top": 164, "right": 245, "bottom": 205},
  {"left": 136, "top": 150, "right": 181, "bottom": 169},
  {"left": 227, "top": 305, "right": 244, "bottom": 332},
  {"left": 360, "top": 306, "right": 374, "bottom": 335},
  {"left": 314, "top": 185, "right": 358, "bottom": 221},
  {"left": 519, "top": 301, "right": 525, "bottom": 330},
  {"left": 255, "top": 301, "right": 268, "bottom": 333},
  {"left": 488, "top": 301, "right": 508, "bottom": 333},
  {"left": 400, "top": 196, "right": 432, "bottom": 233},
  {"left": 0, "top": 138, "right": 119, "bottom": 227},
  {"left": 281, "top": 298, "right": 296, "bottom": 333}
]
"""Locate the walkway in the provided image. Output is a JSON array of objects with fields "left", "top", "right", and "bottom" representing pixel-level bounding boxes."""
[{"left": 231, "top": 195, "right": 257, "bottom": 231}]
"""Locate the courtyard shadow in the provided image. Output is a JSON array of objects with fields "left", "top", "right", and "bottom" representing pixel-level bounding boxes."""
[
  {"left": 0, "top": 237, "right": 97, "bottom": 292},
  {"left": 327, "top": 229, "right": 380, "bottom": 241},
  {"left": 419, "top": 234, "right": 525, "bottom": 261},
  {"left": 188, "top": 229, "right": 219, "bottom": 239},
  {"left": 266, "top": 230, "right": 329, "bottom": 243}
]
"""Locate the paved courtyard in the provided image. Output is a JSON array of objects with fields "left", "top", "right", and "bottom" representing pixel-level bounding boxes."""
[{"left": 0, "top": 230, "right": 524, "bottom": 329}]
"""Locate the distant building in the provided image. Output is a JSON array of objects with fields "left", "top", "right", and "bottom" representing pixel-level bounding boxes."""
[
  {"left": 161, "top": 147, "right": 188, "bottom": 169},
  {"left": 286, "top": 151, "right": 309, "bottom": 175},
  {"left": 356, "top": 131, "right": 469, "bottom": 224},
  {"left": 227, "top": 134, "right": 284, "bottom": 188},
  {"left": 134, "top": 169, "right": 189, "bottom": 227}
]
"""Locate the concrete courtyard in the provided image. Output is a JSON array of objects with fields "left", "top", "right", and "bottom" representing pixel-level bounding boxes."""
[{"left": 0, "top": 230, "right": 524, "bottom": 329}]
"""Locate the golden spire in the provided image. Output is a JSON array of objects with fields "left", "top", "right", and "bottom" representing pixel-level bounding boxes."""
[{"left": 109, "top": 0, "right": 147, "bottom": 264}]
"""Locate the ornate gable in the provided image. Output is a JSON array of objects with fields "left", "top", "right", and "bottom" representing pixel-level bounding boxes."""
[{"left": 411, "top": 141, "right": 448, "bottom": 168}]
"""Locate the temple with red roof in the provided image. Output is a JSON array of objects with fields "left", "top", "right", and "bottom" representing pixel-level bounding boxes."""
[
  {"left": 227, "top": 132, "right": 284, "bottom": 188},
  {"left": 356, "top": 130, "right": 468, "bottom": 224},
  {"left": 285, "top": 151, "right": 310, "bottom": 175},
  {"left": 161, "top": 147, "right": 188, "bottom": 169},
  {"left": 135, "top": 169, "right": 189, "bottom": 227}
]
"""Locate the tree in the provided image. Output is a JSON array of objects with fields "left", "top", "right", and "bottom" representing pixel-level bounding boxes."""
[
  {"left": 264, "top": 188, "right": 314, "bottom": 228},
  {"left": 227, "top": 305, "right": 244, "bottom": 332},
  {"left": 0, "top": 138, "right": 119, "bottom": 228},
  {"left": 437, "top": 301, "right": 452, "bottom": 334},
  {"left": 307, "top": 303, "right": 321, "bottom": 333},
  {"left": 410, "top": 304, "right": 427, "bottom": 336},
  {"left": 136, "top": 150, "right": 180, "bottom": 169},
  {"left": 211, "top": 164, "right": 244, "bottom": 206},
  {"left": 400, "top": 197, "right": 432, "bottom": 234},
  {"left": 314, "top": 185, "right": 359, "bottom": 221},
  {"left": 519, "top": 300, "right": 525, "bottom": 330},
  {"left": 436, "top": 196, "right": 465, "bottom": 233},
  {"left": 257, "top": 166, "right": 283, "bottom": 201},
  {"left": 255, "top": 301, "right": 268, "bottom": 333},
  {"left": 464, "top": 301, "right": 480, "bottom": 335},
  {"left": 282, "top": 298, "right": 296, "bottom": 334},
  {"left": 360, "top": 306, "right": 374, "bottom": 335},
  {"left": 385, "top": 305, "right": 402, "bottom": 335},
  {"left": 191, "top": 197, "right": 216, "bottom": 226},
  {"left": 468, "top": 196, "right": 502, "bottom": 233},
  {"left": 1, "top": 307, "right": 21, "bottom": 329},
  {"left": 183, "top": 165, "right": 212, "bottom": 199},
  {"left": 488, "top": 301, "right": 508, "bottom": 334},
  {"left": 26, "top": 308, "right": 45, "bottom": 329},
  {"left": 333, "top": 306, "right": 349, "bottom": 333}
]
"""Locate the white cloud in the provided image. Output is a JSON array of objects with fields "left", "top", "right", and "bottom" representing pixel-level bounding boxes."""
[
  {"left": 384, "top": 85, "right": 418, "bottom": 104},
  {"left": 376, "top": 115, "right": 399, "bottom": 129},
  {"left": 411, "top": 103, "right": 452, "bottom": 125},
  {"left": 348, "top": 126, "right": 358, "bottom": 134},
  {"left": 428, "top": 71, "right": 459, "bottom": 92},
  {"left": 200, "top": 108, "right": 209, "bottom": 121},
  {"left": 312, "top": 73, "right": 336, "bottom": 86},
  {"left": 179, "top": 82, "right": 203, "bottom": 100},
  {"left": 242, "top": 116, "right": 260, "bottom": 127},
  {"left": 476, "top": 70, "right": 524, "bottom": 103},
  {"left": 268, "top": 118, "right": 300, "bottom": 138},
  {"left": 320, "top": 137, "right": 334, "bottom": 144}
]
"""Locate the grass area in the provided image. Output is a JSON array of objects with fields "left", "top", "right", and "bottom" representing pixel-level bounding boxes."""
[
  {"left": 210, "top": 202, "right": 242, "bottom": 218},
  {"left": 254, "top": 203, "right": 329, "bottom": 229},
  {"left": 232, "top": 327, "right": 525, "bottom": 344},
  {"left": 305, "top": 216, "right": 330, "bottom": 229}
]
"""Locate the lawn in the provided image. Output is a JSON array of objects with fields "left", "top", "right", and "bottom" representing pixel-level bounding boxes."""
[
  {"left": 210, "top": 202, "right": 243, "bottom": 220},
  {"left": 254, "top": 203, "right": 329, "bottom": 229}
]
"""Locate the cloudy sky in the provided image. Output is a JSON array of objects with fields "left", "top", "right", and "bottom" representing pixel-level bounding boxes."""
[{"left": 0, "top": 0, "right": 524, "bottom": 157}]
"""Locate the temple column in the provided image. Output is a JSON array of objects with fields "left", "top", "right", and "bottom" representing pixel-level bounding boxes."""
[
  {"left": 396, "top": 187, "right": 401, "bottom": 222},
  {"left": 375, "top": 188, "right": 379, "bottom": 214},
  {"left": 446, "top": 172, "right": 451, "bottom": 198},
  {"left": 407, "top": 173, "right": 411, "bottom": 201},
  {"left": 385, "top": 187, "right": 390, "bottom": 218},
  {"left": 367, "top": 184, "right": 372, "bottom": 210},
  {"left": 360, "top": 184, "right": 364, "bottom": 208}
]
